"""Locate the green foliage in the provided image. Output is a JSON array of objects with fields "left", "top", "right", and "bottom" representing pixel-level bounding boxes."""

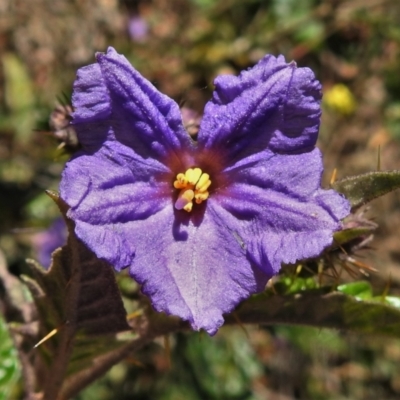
[
  {"left": 234, "top": 278, "right": 400, "bottom": 337},
  {"left": 386, "top": 102, "right": 400, "bottom": 140},
  {"left": 0, "top": 316, "right": 20, "bottom": 400},
  {"left": 338, "top": 281, "right": 400, "bottom": 310},
  {"left": 1, "top": 53, "right": 35, "bottom": 142},
  {"left": 177, "top": 331, "right": 263, "bottom": 399},
  {"left": 332, "top": 171, "right": 400, "bottom": 210},
  {"left": 334, "top": 226, "right": 376, "bottom": 246},
  {"left": 337, "top": 281, "right": 373, "bottom": 298}
]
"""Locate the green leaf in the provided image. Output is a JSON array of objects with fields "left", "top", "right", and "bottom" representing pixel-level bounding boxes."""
[
  {"left": 0, "top": 315, "right": 20, "bottom": 400},
  {"left": 1, "top": 53, "right": 35, "bottom": 142},
  {"left": 337, "top": 281, "right": 373, "bottom": 299},
  {"left": 333, "top": 226, "right": 376, "bottom": 245},
  {"left": 176, "top": 330, "right": 262, "bottom": 399},
  {"left": 274, "top": 275, "right": 319, "bottom": 295},
  {"left": 332, "top": 170, "right": 400, "bottom": 209},
  {"left": 230, "top": 286, "right": 400, "bottom": 337}
]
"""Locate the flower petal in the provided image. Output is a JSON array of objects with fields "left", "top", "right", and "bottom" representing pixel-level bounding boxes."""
[
  {"left": 198, "top": 55, "right": 322, "bottom": 163},
  {"left": 120, "top": 204, "right": 270, "bottom": 335},
  {"left": 96, "top": 47, "right": 192, "bottom": 159},
  {"left": 224, "top": 148, "right": 324, "bottom": 201},
  {"left": 71, "top": 62, "right": 113, "bottom": 150},
  {"left": 72, "top": 47, "right": 193, "bottom": 160},
  {"left": 215, "top": 179, "right": 350, "bottom": 274},
  {"left": 60, "top": 141, "right": 172, "bottom": 269},
  {"left": 73, "top": 63, "right": 111, "bottom": 124},
  {"left": 74, "top": 219, "right": 135, "bottom": 271}
]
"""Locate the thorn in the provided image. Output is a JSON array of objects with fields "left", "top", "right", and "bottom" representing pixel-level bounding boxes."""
[
  {"left": 34, "top": 328, "right": 58, "bottom": 348},
  {"left": 347, "top": 257, "right": 377, "bottom": 272},
  {"left": 125, "top": 357, "right": 144, "bottom": 367},
  {"left": 163, "top": 335, "right": 171, "bottom": 369},
  {"left": 126, "top": 310, "right": 143, "bottom": 320},
  {"left": 377, "top": 145, "right": 381, "bottom": 171},
  {"left": 381, "top": 273, "right": 392, "bottom": 301},
  {"left": 232, "top": 311, "right": 249, "bottom": 338},
  {"left": 45, "top": 190, "right": 60, "bottom": 202},
  {"left": 337, "top": 243, "right": 348, "bottom": 256},
  {"left": 330, "top": 168, "right": 338, "bottom": 185},
  {"left": 317, "top": 260, "right": 324, "bottom": 287},
  {"left": 341, "top": 261, "right": 359, "bottom": 279},
  {"left": 267, "top": 278, "right": 278, "bottom": 294},
  {"left": 45, "top": 190, "right": 70, "bottom": 215},
  {"left": 25, "top": 258, "right": 43, "bottom": 269},
  {"left": 302, "top": 264, "right": 316, "bottom": 276}
]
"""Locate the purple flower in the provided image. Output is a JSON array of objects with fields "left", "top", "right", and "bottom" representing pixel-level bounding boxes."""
[
  {"left": 60, "top": 47, "right": 350, "bottom": 334},
  {"left": 32, "top": 218, "right": 67, "bottom": 269},
  {"left": 128, "top": 16, "right": 148, "bottom": 42}
]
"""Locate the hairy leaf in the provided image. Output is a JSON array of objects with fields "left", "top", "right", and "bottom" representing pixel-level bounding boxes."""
[
  {"left": 333, "top": 226, "right": 376, "bottom": 245},
  {"left": 332, "top": 170, "right": 400, "bottom": 209},
  {"left": 23, "top": 192, "right": 131, "bottom": 399},
  {"left": 230, "top": 284, "right": 400, "bottom": 337}
]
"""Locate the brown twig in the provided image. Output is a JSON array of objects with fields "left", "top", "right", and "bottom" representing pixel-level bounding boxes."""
[{"left": 59, "top": 314, "right": 186, "bottom": 400}]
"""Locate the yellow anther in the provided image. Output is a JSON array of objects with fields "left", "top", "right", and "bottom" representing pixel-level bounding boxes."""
[
  {"left": 183, "top": 202, "right": 193, "bottom": 212},
  {"left": 194, "top": 191, "right": 209, "bottom": 204},
  {"left": 173, "top": 173, "right": 188, "bottom": 189},
  {"left": 185, "top": 168, "right": 202, "bottom": 185},
  {"left": 174, "top": 167, "right": 211, "bottom": 211},
  {"left": 175, "top": 188, "right": 194, "bottom": 212},
  {"left": 195, "top": 173, "right": 211, "bottom": 192}
]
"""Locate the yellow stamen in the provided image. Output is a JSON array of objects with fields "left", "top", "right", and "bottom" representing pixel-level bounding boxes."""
[
  {"left": 186, "top": 168, "right": 202, "bottom": 185},
  {"left": 196, "top": 173, "right": 211, "bottom": 192},
  {"left": 175, "top": 188, "right": 194, "bottom": 211},
  {"left": 173, "top": 167, "right": 212, "bottom": 212},
  {"left": 173, "top": 173, "right": 188, "bottom": 189},
  {"left": 194, "top": 191, "right": 209, "bottom": 204},
  {"left": 183, "top": 202, "right": 193, "bottom": 212}
]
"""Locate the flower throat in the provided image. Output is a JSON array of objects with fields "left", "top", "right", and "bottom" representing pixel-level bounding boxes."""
[{"left": 174, "top": 168, "right": 211, "bottom": 212}]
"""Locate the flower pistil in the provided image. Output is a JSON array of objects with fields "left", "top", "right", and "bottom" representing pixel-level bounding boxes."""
[{"left": 174, "top": 167, "right": 211, "bottom": 212}]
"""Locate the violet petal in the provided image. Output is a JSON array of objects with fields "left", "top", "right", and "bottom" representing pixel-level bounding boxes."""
[
  {"left": 122, "top": 204, "right": 270, "bottom": 335},
  {"left": 198, "top": 55, "right": 322, "bottom": 163}
]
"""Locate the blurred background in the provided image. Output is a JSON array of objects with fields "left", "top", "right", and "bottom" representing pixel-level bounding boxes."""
[{"left": 1, "top": 0, "right": 400, "bottom": 398}]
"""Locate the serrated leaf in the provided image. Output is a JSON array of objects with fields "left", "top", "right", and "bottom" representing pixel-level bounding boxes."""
[
  {"left": 23, "top": 192, "right": 131, "bottom": 396},
  {"left": 231, "top": 287, "right": 400, "bottom": 337},
  {"left": 0, "top": 315, "right": 20, "bottom": 400},
  {"left": 332, "top": 170, "right": 400, "bottom": 209},
  {"left": 26, "top": 219, "right": 129, "bottom": 333},
  {"left": 25, "top": 239, "right": 131, "bottom": 370},
  {"left": 333, "top": 227, "right": 376, "bottom": 245}
]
